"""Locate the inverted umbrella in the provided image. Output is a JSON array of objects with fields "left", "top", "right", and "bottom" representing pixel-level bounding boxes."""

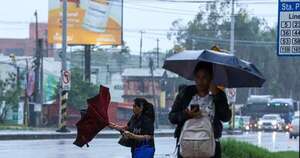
[
  {"left": 73, "top": 85, "right": 111, "bottom": 147},
  {"left": 163, "top": 49, "right": 265, "bottom": 88}
]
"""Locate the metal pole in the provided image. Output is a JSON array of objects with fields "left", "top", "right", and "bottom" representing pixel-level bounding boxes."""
[
  {"left": 33, "top": 11, "right": 40, "bottom": 127},
  {"left": 156, "top": 38, "right": 159, "bottom": 68},
  {"left": 230, "top": 0, "right": 235, "bottom": 55},
  {"left": 62, "top": 0, "right": 67, "bottom": 72},
  {"left": 121, "top": 0, "right": 124, "bottom": 46},
  {"left": 57, "top": 0, "right": 69, "bottom": 132},
  {"left": 139, "top": 31, "right": 144, "bottom": 68},
  {"left": 35, "top": 10, "right": 39, "bottom": 49},
  {"left": 230, "top": 0, "right": 235, "bottom": 130},
  {"left": 149, "top": 58, "right": 159, "bottom": 129}
]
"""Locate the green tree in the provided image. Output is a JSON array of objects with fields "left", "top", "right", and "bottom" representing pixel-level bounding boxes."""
[
  {"left": 0, "top": 72, "right": 21, "bottom": 123},
  {"left": 169, "top": 1, "right": 300, "bottom": 102},
  {"left": 67, "top": 68, "right": 99, "bottom": 110}
]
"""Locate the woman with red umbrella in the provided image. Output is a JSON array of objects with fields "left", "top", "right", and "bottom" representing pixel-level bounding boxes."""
[{"left": 110, "top": 98, "right": 155, "bottom": 158}]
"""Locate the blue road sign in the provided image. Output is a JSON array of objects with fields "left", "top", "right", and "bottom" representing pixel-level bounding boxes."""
[{"left": 277, "top": 0, "right": 300, "bottom": 56}]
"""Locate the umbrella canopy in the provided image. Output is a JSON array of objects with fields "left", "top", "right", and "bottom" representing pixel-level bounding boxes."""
[
  {"left": 163, "top": 50, "right": 265, "bottom": 88},
  {"left": 73, "top": 85, "right": 111, "bottom": 147}
]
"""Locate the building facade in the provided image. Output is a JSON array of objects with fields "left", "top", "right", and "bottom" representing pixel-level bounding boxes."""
[
  {"left": 122, "top": 68, "right": 178, "bottom": 109},
  {"left": 0, "top": 23, "right": 54, "bottom": 57}
]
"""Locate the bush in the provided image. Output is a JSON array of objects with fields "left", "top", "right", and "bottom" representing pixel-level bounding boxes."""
[{"left": 221, "top": 139, "right": 299, "bottom": 158}]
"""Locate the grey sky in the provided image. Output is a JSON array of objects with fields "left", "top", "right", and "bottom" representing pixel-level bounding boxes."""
[{"left": 0, "top": 0, "right": 277, "bottom": 54}]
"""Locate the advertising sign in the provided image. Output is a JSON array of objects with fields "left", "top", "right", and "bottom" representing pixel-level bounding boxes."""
[{"left": 48, "top": 0, "right": 123, "bottom": 45}]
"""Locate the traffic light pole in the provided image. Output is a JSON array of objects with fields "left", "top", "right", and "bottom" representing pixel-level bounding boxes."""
[{"left": 57, "top": 0, "right": 70, "bottom": 133}]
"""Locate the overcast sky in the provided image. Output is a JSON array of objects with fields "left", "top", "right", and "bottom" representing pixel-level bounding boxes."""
[{"left": 0, "top": 0, "right": 277, "bottom": 54}]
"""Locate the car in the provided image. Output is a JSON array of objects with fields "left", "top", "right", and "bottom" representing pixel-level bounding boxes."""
[
  {"left": 241, "top": 116, "right": 251, "bottom": 131},
  {"left": 258, "top": 114, "right": 284, "bottom": 131},
  {"left": 289, "top": 112, "right": 299, "bottom": 139}
]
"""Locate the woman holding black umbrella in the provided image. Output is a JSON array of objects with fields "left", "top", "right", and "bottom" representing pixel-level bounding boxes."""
[
  {"left": 169, "top": 62, "right": 232, "bottom": 158},
  {"left": 164, "top": 49, "right": 265, "bottom": 158}
]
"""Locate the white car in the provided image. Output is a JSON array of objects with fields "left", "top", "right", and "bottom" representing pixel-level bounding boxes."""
[
  {"left": 289, "top": 113, "right": 299, "bottom": 139},
  {"left": 258, "top": 114, "right": 284, "bottom": 131}
]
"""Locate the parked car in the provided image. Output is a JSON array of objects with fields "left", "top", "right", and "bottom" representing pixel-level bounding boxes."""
[
  {"left": 289, "top": 112, "right": 299, "bottom": 139},
  {"left": 258, "top": 114, "right": 284, "bottom": 131}
]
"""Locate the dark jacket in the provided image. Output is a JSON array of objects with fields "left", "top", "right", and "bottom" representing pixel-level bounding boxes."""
[
  {"left": 168, "top": 85, "right": 232, "bottom": 139},
  {"left": 127, "top": 115, "right": 155, "bottom": 148}
]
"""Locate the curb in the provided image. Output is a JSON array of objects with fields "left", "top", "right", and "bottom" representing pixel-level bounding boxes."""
[{"left": 0, "top": 132, "right": 174, "bottom": 141}]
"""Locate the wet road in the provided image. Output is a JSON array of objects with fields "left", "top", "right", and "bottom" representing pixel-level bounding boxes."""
[{"left": 0, "top": 132, "right": 298, "bottom": 158}]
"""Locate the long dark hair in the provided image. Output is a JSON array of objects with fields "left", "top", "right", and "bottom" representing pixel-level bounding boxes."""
[
  {"left": 193, "top": 62, "right": 213, "bottom": 78},
  {"left": 134, "top": 98, "right": 155, "bottom": 123}
]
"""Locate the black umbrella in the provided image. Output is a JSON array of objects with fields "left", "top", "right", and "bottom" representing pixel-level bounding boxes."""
[{"left": 163, "top": 49, "right": 265, "bottom": 88}]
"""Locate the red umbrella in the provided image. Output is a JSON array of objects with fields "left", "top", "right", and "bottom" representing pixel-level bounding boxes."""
[{"left": 73, "top": 85, "right": 111, "bottom": 147}]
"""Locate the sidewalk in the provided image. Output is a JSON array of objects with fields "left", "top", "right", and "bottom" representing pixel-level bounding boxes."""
[
  {"left": 0, "top": 129, "right": 175, "bottom": 140},
  {"left": 0, "top": 128, "right": 241, "bottom": 141}
]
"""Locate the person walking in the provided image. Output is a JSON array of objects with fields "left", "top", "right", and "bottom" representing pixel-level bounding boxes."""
[{"left": 169, "top": 62, "right": 232, "bottom": 158}]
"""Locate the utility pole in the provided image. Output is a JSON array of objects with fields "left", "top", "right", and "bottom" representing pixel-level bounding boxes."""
[
  {"left": 34, "top": 10, "right": 39, "bottom": 107},
  {"left": 34, "top": 10, "right": 43, "bottom": 127},
  {"left": 57, "top": 0, "right": 69, "bottom": 132},
  {"left": 230, "top": 0, "right": 235, "bottom": 130},
  {"left": 230, "top": 0, "right": 235, "bottom": 55},
  {"left": 156, "top": 38, "right": 159, "bottom": 68},
  {"left": 149, "top": 58, "right": 159, "bottom": 129},
  {"left": 139, "top": 31, "right": 144, "bottom": 68}
]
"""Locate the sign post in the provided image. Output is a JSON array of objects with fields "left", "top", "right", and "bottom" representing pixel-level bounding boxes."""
[{"left": 277, "top": 0, "right": 300, "bottom": 56}]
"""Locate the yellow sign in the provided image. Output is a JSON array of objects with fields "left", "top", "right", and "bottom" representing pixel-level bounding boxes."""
[{"left": 48, "top": 0, "right": 122, "bottom": 45}]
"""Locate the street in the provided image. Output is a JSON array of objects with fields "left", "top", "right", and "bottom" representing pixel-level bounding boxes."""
[{"left": 0, "top": 132, "right": 298, "bottom": 158}]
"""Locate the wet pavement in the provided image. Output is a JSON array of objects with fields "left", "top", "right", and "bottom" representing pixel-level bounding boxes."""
[{"left": 0, "top": 132, "right": 298, "bottom": 158}]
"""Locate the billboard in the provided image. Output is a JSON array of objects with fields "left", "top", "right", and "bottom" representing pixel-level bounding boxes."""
[{"left": 48, "top": 0, "right": 123, "bottom": 45}]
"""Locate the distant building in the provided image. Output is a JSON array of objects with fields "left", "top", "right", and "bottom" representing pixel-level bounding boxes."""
[
  {"left": 0, "top": 23, "right": 54, "bottom": 57},
  {"left": 68, "top": 49, "right": 167, "bottom": 103},
  {"left": 121, "top": 68, "right": 178, "bottom": 109}
]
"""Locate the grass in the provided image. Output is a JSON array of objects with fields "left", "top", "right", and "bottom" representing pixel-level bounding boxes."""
[
  {"left": 274, "top": 151, "right": 300, "bottom": 158},
  {"left": 221, "top": 139, "right": 299, "bottom": 158}
]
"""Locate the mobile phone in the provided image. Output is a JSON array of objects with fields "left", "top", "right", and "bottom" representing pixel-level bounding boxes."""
[{"left": 190, "top": 104, "right": 200, "bottom": 112}]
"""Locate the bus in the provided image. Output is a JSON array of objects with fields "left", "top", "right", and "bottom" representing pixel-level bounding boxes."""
[
  {"left": 241, "top": 96, "right": 298, "bottom": 130},
  {"left": 267, "top": 98, "right": 296, "bottom": 124},
  {"left": 241, "top": 95, "right": 273, "bottom": 121}
]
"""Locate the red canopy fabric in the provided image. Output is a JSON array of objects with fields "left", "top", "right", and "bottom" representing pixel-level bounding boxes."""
[{"left": 73, "top": 85, "right": 111, "bottom": 147}]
